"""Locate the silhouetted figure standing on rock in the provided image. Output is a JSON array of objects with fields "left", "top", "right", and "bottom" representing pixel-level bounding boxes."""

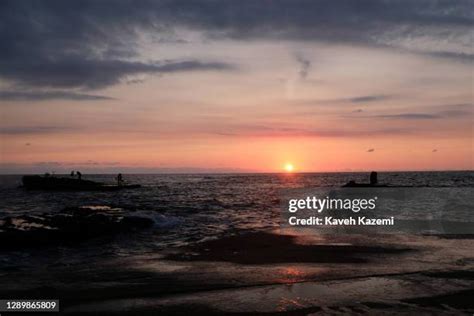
[
  {"left": 370, "top": 171, "right": 378, "bottom": 185},
  {"left": 70, "top": 171, "right": 75, "bottom": 177},
  {"left": 116, "top": 173, "right": 123, "bottom": 186},
  {"left": 76, "top": 171, "right": 82, "bottom": 180}
]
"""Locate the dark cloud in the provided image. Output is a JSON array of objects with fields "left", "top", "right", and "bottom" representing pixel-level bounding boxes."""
[
  {"left": 125, "top": 78, "right": 146, "bottom": 85},
  {"left": 293, "top": 94, "right": 393, "bottom": 106},
  {"left": 425, "top": 51, "right": 473, "bottom": 63},
  {"left": 0, "top": 90, "right": 114, "bottom": 101},
  {"left": 376, "top": 113, "right": 440, "bottom": 119},
  {"left": 0, "top": 0, "right": 470, "bottom": 91},
  {"left": 294, "top": 54, "right": 311, "bottom": 79},
  {"left": 347, "top": 104, "right": 473, "bottom": 120},
  {"left": 374, "top": 110, "right": 471, "bottom": 120},
  {"left": 157, "top": 1, "right": 472, "bottom": 47},
  {"left": 432, "top": 149, "right": 438, "bottom": 152},
  {"left": 0, "top": 1, "right": 235, "bottom": 90},
  {"left": 367, "top": 148, "right": 375, "bottom": 152},
  {"left": 349, "top": 95, "right": 391, "bottom": 103},
  {"left": 0, "top": 59, "right": 234, "bottom": 90}
]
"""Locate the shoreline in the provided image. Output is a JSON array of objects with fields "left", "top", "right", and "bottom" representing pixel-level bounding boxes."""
[
  {"left": 1, "top": 229, "right": 473, "bottom": 314},
  {"left": 63, "top": 273, "right": 474, "bottom": 315}
]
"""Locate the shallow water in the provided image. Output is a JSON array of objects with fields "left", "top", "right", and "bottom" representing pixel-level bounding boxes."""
[
  {"left": 0, "top": 172, "right": 473, "bottom": 249},
  {"left": 0, "top": 172, "right": 472, "bottom": 280}
]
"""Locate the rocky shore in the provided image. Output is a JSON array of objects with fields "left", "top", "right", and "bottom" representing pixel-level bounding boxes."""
[{"left": 0, "top": 206, "right": 155, "bottom": 248}]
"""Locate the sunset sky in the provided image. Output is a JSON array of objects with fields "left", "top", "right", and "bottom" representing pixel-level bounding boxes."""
[{"left": 0, "top": 0, "right": 472, "bottom": 173}]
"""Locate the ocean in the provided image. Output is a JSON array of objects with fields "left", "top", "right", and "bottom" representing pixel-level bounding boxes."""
[
  {"left": 1, "top": 172, "right": 473, "bottom": 250},
  {"left": 0, "top": 171, "right": 473, "bottom": 314}
]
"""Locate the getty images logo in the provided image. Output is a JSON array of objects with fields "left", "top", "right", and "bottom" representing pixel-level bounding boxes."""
[{"left": 288, "top": 196, "right": 378, "bottom": 213}]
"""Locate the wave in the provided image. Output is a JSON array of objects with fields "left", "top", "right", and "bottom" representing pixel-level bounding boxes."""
[{"left": 0, "top": 205, "right": 180, "bottom": 249}]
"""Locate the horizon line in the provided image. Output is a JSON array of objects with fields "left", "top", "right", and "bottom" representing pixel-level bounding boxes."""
[{"left": 0, "top": 169, "right": 472, "bottom": 176}]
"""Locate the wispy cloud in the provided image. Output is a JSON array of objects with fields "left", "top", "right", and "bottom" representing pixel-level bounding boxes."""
[
  {"left": 372, "top": 110, "right": 471, "bottom": 120},
  {"left": 0, "top": 126, "right": 74, "bottom": 135},
  {"left": 293, "top": 94, "right": 393, "bottom": 106},
  {"left": 346, "top": 103, "right": 473, "bottom": 120},
  {"left": 211, "top": 124, "right": 411, "bottom": 138},
  {"left": 0, "top": 90, "right": 114, "bottom": 101},
  {"left": 375, "top": 113, "right": 440, "bottom": 120},
  {"left": 0, "top": 162, "right": 254, "bottom": 174},
  {"left": 349, "top": 95, "right": 391, "bottom": 103}
]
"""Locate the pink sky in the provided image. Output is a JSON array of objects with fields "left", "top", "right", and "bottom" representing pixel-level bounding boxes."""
[{"left": 0, "top": 2, "right": 472, "bottom": 173}]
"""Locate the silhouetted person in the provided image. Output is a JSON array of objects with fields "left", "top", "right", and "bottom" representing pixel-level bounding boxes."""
[
  {"left": 70, "top": 170, "right": 75, "bottom": 177},
  {"left": 76, "top": 171, "right": 82, "bottom": 180},
  {"left": 116, "top": 173, "right": 123, "bottom": 186},
  {"left": 370, "top": 171, "right": 378, "bottom": 185}
]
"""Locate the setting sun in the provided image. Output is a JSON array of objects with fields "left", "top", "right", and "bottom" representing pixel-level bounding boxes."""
[{"left": 284, "top": 163, "right": 294, "bottom": 172}]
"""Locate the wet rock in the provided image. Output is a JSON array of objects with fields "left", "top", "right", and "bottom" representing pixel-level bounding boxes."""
[{"left": 0, "top": 206, "right": 156, "bottom": 249}]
